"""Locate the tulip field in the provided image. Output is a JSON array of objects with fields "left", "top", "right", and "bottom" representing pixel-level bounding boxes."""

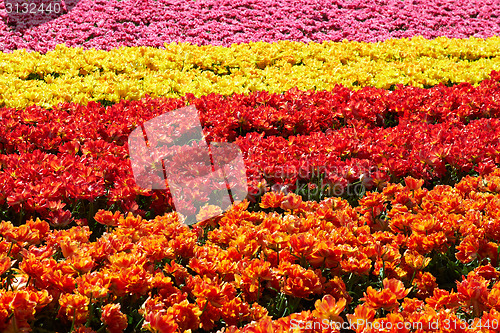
[{"left": 3, "top": 0, "right": 500, "bottom": 332}]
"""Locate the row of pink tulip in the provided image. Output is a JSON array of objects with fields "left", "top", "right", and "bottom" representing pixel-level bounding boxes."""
[{"left": 1, "top": 0, "right": 499, "bottom": 52}]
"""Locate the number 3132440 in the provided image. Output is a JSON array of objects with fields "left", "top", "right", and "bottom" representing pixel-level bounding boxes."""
[{"left": 5, "top": 1, "right": 62, "bottom": 14}]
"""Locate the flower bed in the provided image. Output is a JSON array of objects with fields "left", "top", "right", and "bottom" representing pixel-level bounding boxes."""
[
  {"left": 2, "top": 169, "right": 500, "bottom": 331},
  {"left": 2, "top": 72, "right": 500, "bottom": 229},
  {"left": 1, "top": 38, "right": 500, "bottom": 108},
  {"left": 2, "top": 0, "right": 500, "bottom": 331}
]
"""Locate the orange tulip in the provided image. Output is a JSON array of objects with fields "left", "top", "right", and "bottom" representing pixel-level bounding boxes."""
[
  {"left": 346, "top": 303, "right": 376, "bottom": 331},
  {"left": 259, "top": 191, "right": 286, "bottom": 209},
  {"left": 280, "top": 193, "right": 303, "bottom": 211},
  {"left": 101, "top": 303, "right": 128, "bottom": 333},
  {"left": 404, "top": 176, "right": 424, "bottom": 191},
  {"left": 361, "top": 278, "right": 410, "bottom": 311},
  {"left": 58, "top": 293, "right": 90, "bottom": 326},
  {"left": 312, "top": 295, "right": 346, "bottom": 323}
]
